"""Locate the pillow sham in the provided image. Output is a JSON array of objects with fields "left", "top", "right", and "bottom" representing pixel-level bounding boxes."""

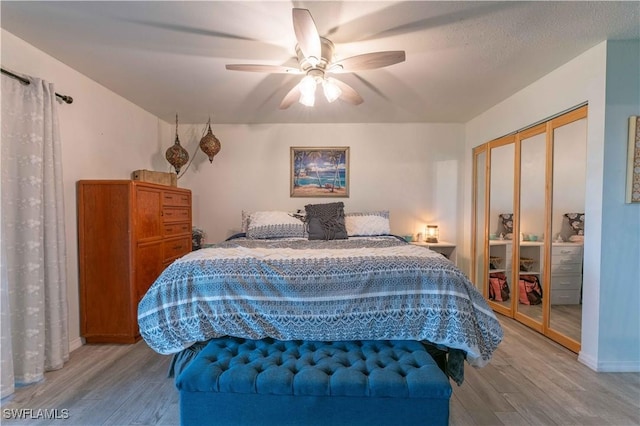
[
  {"left": 345, "top": 211, "right": 390, "bottom": 236},
  {"left": 304, "top": 202, "right": 348, "bottom": 240},
  {"left": 564, "top": 213, "right": 585, "bottom": 236},
  {"left": 246, "top": 211, "right": 306, "bottom": 239}
]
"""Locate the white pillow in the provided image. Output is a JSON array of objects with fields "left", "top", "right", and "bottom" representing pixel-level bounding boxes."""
[
  {"left": 345, "top": 211, "right": 390, "bottom": 236},
  {"left": 246, "top": 211, "right": 306, "bottom": 239}
]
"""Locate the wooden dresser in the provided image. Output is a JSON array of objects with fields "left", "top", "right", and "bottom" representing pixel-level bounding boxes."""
[{"left": 77, "top": 180, "right": 192, "bottom": 343}]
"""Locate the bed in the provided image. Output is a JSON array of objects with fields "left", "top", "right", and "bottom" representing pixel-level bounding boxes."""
[{"left": 138, "top": 208, "right": 503, "bottom": 388}]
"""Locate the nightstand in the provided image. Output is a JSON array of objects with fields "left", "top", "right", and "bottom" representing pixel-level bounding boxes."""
[{"left": 411, "top": 241, "right": 457, "bottom": 264}]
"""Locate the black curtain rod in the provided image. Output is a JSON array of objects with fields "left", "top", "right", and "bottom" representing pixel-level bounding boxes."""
[{"left": 1, "top": 68, "right": 73, "bottom": 104}]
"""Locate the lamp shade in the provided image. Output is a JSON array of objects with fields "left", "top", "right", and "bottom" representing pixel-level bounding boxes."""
[
  {"left": 199, "top": 122, "right": 221, "bottom": 163},
  {"left": 166, "top": 114, "right": 189, "bottom": 174},
  {"left": 425, "top": 225, "right": 439, "bottom": 243},
  {"left": 165, "top": 135, "right": 189, "bottom": 174},
  {"left": 322, "top": 78, "right": 342, "bottom": 103},
  {"left": 299, "top": 75, "right": 317, "bottom": 107}
]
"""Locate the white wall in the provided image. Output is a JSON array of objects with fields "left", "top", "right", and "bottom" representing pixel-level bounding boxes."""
[
  {"left": 1, "top": 30, "right": 171, "bottom": 350},
  {"left": 176, "top": 123, "right": 465, "bottom": 244},
  {"left": 464, "top": 40, "right": 640, "bottom": 372}
]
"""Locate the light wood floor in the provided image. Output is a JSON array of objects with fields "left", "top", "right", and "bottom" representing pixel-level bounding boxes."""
[{"left": 2, "top": 316, "right": 639, "bottom": 425}]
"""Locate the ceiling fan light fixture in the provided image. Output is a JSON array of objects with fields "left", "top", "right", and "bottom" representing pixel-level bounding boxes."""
[
  {"left": 225, "top": 8, "right": 406, "bottom": 110},
  {"left": 299, "top": 75, "right": 317, "bottom": 106},
  {"left": 322, "top": 78, "right": 342, "bottom": 103},
  {"left": 307, "top": 56, "right": 320, "bottom": 67},
  {"left": 299, "top": 91, "right": 315, "bottom": 107}
]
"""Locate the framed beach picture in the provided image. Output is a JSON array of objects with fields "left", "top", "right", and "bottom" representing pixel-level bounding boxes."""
[{"left": 290, "top": 147, "right": 349, "bottom": 198}]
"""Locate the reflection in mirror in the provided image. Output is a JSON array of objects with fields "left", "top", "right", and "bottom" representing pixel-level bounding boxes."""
[
  {"left": 488, "top": 141, "right": 515, "bottom": 312},
  {"left": 473, "top": 149, "right": 487, "bottom": 291},
  {"left": 515, "top": 129, "right": 546, "bottom": 325},
  {"left": 550, "top": 116, "right": 587, "bottom": 344}
]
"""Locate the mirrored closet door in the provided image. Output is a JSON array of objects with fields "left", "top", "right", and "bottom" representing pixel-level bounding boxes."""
[
  {"left": 487, "top": 136, "right": 515, "bottom": 317},
  {"left": 547, "top": 108, "right": 587, "bottom": 352},
  {"left": 471, "top": 105, "right": 587, "bottom": 352},
  {"left": 514, "top": 124, "right": 547, "bottom": 332}
]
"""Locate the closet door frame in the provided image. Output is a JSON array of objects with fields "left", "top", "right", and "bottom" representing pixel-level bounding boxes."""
[
  {"left": 471, "top": 144, "right": 489, "bottom": 296},
  {"left": 473, "top": 104, "right": 587, "bottom": 353},
  {"left": 542, "top": 105, "right": 588, "bottom": 354}
]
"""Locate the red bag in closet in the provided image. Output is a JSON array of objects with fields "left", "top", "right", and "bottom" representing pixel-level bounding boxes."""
[{"left": 489, "top": 272, "right": 510, "bottom": 302}]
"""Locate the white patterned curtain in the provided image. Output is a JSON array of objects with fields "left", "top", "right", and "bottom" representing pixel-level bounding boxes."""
[{"left": 1, "top": 73, "right": 69, "bottom": 398}]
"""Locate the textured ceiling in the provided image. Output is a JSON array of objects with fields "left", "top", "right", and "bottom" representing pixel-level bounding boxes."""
[{"left": 2, "top": 1, "right": 639, "bottom": 124}]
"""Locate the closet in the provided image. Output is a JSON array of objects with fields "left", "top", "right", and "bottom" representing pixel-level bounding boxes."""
[{"left": 471, "top": 105, "right": 587, "bottom": 352}]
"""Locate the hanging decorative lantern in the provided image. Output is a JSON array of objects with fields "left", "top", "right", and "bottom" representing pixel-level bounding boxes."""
[
  {"left": 199, "top": 118, "right": 221, "bottom": 163},
  {"left": 165, "top": 114, "right": 189, "bottom": 174}
]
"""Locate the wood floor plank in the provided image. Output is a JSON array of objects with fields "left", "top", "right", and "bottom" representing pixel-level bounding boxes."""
[{"left": 2, "top": 316, "right": 638, "bottom": 426}]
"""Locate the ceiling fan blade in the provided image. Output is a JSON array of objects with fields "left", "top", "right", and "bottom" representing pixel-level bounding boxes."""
[
  {"left": 225, "top": 64, "right": 301, "bottom": 74},
  {"left": 292, "top": 8, "right": 321, "bottom": 61},
  {"left": 330, "top": 51, "right": 406, "bottom": 73},
  {"left": 279, "top": 84, "right": 301, "bottom": 109},
  {"left": 332, "top": 79, "right": 363, "bottom": 105}
]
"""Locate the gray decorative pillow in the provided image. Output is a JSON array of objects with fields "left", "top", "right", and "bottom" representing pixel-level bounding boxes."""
[
  {"left": 246, "top": 211, "right": 306, "bottom": 239},
  {"left": 304, "top": 202, "right": 348, "bottom": 240},
  {"left": 564, "top": 213, "right": 585, "bottom": 235}
]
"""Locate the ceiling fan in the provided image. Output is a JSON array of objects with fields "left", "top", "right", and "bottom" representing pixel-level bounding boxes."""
[{"left": 225, "top": 8, "right": 406, "bottom": 109}]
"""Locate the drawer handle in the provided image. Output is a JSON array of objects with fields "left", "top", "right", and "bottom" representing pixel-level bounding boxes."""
[
  {"left": 560, "top": 250, "right": 573, "bottom": 254},
  {"left": 165, "top": 212, "right": 173, "bottom": 216},
  {"left": 173, "top": 245, "right": 182, "bottom": 250}
]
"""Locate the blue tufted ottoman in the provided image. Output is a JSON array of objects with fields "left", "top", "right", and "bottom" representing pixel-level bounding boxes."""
[{"left": 176, "top": 337, "right": 452, "bottom": 426}]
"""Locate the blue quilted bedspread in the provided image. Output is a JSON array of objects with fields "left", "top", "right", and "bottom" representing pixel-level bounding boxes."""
[{"left": 138, "top": 236, "right": 503, "bottom": 367}]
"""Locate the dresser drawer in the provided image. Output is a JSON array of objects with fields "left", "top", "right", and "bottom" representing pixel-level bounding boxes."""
[
  {"left": 163, "top": 207, "right": 190, "bottom": 223},
  {"left": 163, "top": 236, "right": 191, "bottom": 262},
  {"left": 552, "top": 254, "right": 582, "bottom": 268},
  {"left": 164, "top": 221, "right": 191, "bottom": 237},
  {"left": 552, "top": 245, "right": 582, "bottom": 262},
  {"left": 163, "top": 191, "right": 190, "bottom": 207},
  {"left": 551, "top": 289, "right": 581, "bottom": 305},
  {"left": 551, "top": 275, "right": 582, "bottom": 291},
  {"left": 551, "top": 263, "right": 582, "bottom": 275}
]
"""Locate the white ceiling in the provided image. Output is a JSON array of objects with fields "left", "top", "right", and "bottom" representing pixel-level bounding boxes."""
[{"left": 2, "top": 1, "right": 639, "bottom": 124}]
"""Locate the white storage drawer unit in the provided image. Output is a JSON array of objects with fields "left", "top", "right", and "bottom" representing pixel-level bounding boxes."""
[{"left": 550, "top": 243, "right": 583, "bottom": 305}]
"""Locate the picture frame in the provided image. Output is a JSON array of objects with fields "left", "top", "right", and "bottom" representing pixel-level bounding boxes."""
[
  {"left": 290, "top": 147, "right": 349, "bottom": 198},
  {"left": 626, "top": 116, "right": 640, "bottom": 203}
]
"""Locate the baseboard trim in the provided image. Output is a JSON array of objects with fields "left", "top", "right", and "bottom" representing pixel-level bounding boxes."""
[
  {"left": 69, "top": 337, "right": 84, "bottom": 352},
  {"left": 579, "top": 352, "right": 640, "bottom": 372}
]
